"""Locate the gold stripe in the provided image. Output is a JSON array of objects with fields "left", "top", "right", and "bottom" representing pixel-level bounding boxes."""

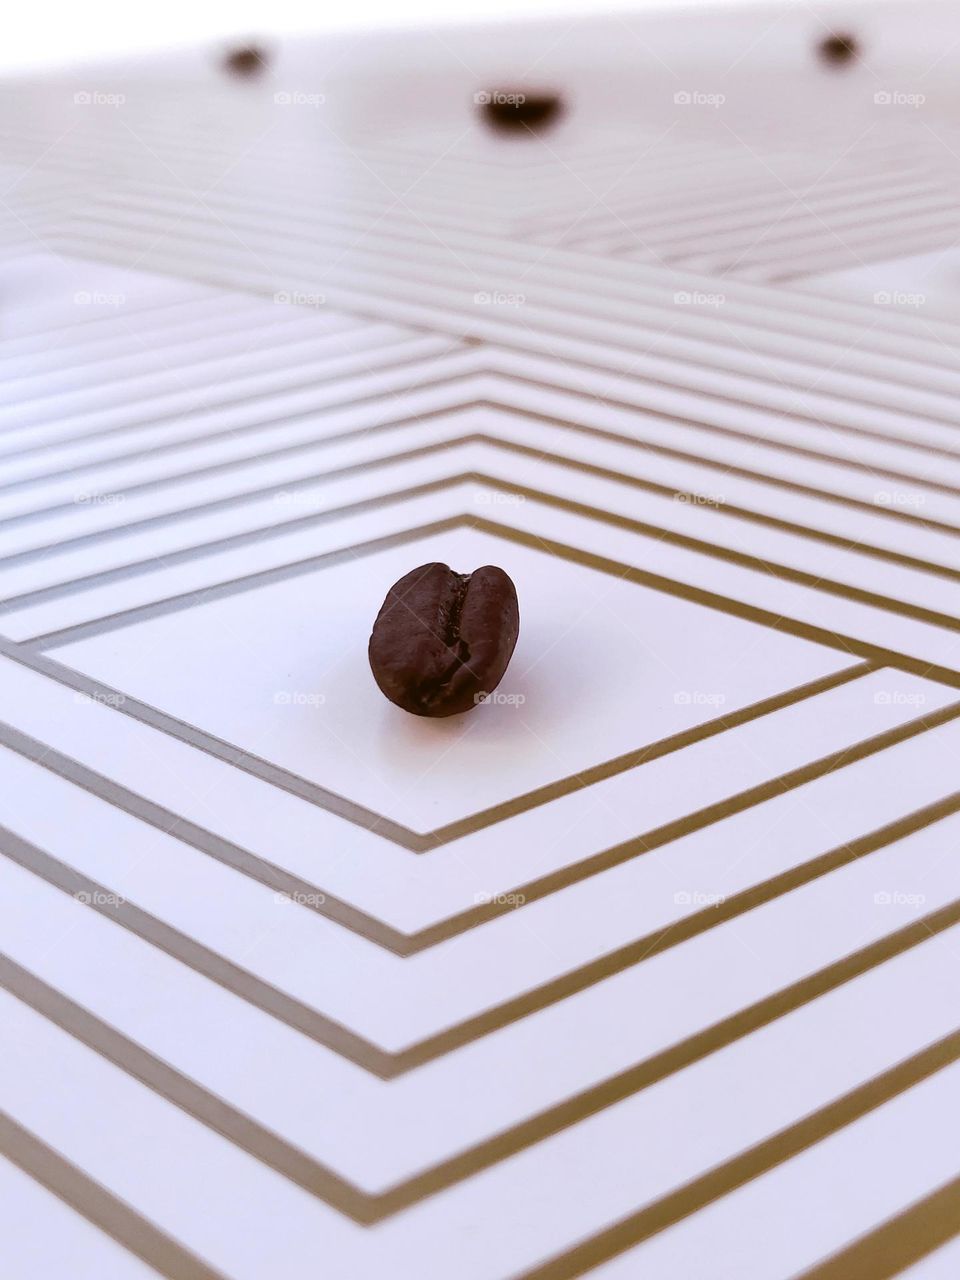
[
  {"left": 797, "top": 1174, "right": 960, "bottom": 1280},
  {"left": 3, "top": 891, "right": 960, "bottom": 1225},
  {"left": 513, "top": 1029, "right": 960, "bottom": 1280},
  {"left": 0, "top": 1109, "right": 227, "bottom": 1280}
]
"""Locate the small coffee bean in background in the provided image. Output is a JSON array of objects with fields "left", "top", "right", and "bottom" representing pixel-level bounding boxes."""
[
  {"left": 481, "top": 92, "right": 564, "bottom": 133},
  {"left": 369, "top": 562, "right": 520, "bottom": 718},
  {"left": 223, "top": 45, "right": 269, "bottom": 77},
  {"left": 818, "top": 33, "right": 859, "bottom": 66}
]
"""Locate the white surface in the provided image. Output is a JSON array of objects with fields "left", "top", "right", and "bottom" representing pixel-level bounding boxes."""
[{"left": 3, "top": 6, "right": 960, "bottom": 1277}]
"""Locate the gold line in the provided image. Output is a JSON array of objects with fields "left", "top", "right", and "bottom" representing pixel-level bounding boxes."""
[
  {"left": 470, "top": 473, "right": 960, "bottom": 632},
  {"left": 4, "top": 887, "right": 960, "bottom": 1227},
  {"left": 0, "top": 663, "right": 875, "bottom": 960},
  {"left": 484, "top": 378, "right": 960, "bottom": 511},
  {"left": 471, "top": 517, "right": 960, "bottom": 691},
  {"left": 413, "top": 698, "right": 960, "bottom": 948},
  {"left": 4, "top": 426, "right": 957, "bottom": 627},
  {"left": 56, "top": 201, "right": 960, "bottom": 443},
  {"left": 511, "top": 1029, "right": 960, "bottom": 1280},
  {"left": 796, "top": 1174, "right": 960, "bottom": 1280},
  {"left": 424, "top": 663, "right": 873, "bottom": 846},
  {"left": 470, "top": 427, "right": 960, "bottom": 581},
  {"left": 0, "top": 1109, "right": 228, "bottom": 1280}
]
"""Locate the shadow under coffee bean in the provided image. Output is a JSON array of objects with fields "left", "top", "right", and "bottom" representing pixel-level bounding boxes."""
[{"left": 369, "top": 563, "right": 520, "bottom": 718}]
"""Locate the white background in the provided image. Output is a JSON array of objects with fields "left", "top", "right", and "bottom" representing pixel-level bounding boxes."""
[{"left": 4, "top": 0, "right": 848, "bottom": 75}]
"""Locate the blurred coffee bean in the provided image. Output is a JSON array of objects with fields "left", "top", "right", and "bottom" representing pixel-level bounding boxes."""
[
  {"left": 224, "top": 45, "right": 269, "bottom": 78},
  {"left": 818, "top": 33, "right": 859, "bottom": 66},
  {"left": 480, "top": 91, "right": 563, "bottom": 133}
]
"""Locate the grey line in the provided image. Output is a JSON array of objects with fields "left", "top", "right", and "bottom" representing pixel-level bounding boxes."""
[
  {"left": 69, "top": 167, "right": 960, "bottom": 391},
  {"left": 19, "top": 492, "right": 960, "bottom": 667},
  {"left": 36, "top": 226, "right": 960, "bottom": 510},
  {"left": 0, "top": 362, "right": 474, "bottom": 532},
  {"left": 0, "top": 386, "right": 955, "bottom": 599},
  {"left": 60, "top": 202, "right": 960, "bottom": 430},
  {"left": 0, "top": 339, "right": 466, "bottom": 498},
  {"left": 0, "top": 403, "right": 478, "bottom": 568},
  {"left": 0, "top": 309, "right": 368, "bottom": 429},
  {"left": 5, "top": 433, "right": 957, "bottom": 628}
]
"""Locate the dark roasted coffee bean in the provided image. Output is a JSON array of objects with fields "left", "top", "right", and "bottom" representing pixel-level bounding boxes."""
[
  {"left": 224, "top": 45, "right": 269, "bottom": 77},
  {"left": 368, "top": 562, "right": 520, "bottom": 718},
  {"left": 481, "top": 92, "right": 564, "bottom": 133},
  {"left": 818, "top": 33, "right": 858, "bottom": 65}
]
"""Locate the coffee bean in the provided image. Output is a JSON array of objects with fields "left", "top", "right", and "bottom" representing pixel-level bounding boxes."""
[
  {"left": 481, "top": 92, "right": 564, "bottom": 133},
  {"left": 224, "top": 45, "right": 269, "bottom": 77},
  {"left": 368, "top": 562, "right": 520, "bottom": 718},
  {"left": 818, "top": 33, "right": 858, "bottom": 65}
]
